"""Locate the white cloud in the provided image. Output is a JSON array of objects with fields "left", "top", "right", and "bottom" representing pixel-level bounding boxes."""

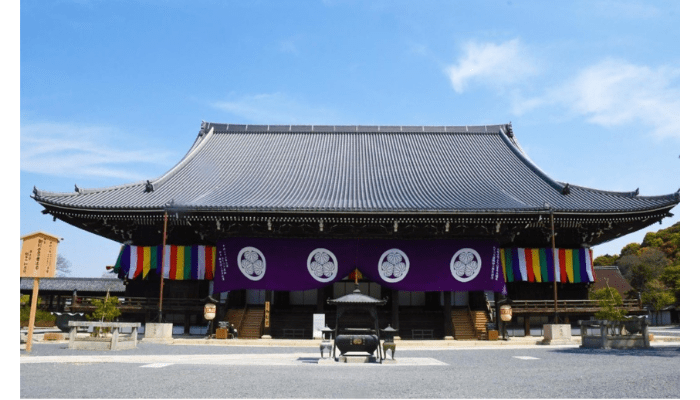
[
  {"left": 20, "top": 122, "right": 174, "bottom": 180},
  {"left": 212, "top": 93, "right": 340, "bottom": 124},
  {"left": 516, "top": 59, "right": 680, "bottom": 139},
  {"left": 444, "top": 39, "right": 538, "bottom": 93}
]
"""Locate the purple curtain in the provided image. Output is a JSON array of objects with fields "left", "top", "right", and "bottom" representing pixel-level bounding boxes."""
[{"left": 213, "top": 237, "right": 505, "bottom": 294}]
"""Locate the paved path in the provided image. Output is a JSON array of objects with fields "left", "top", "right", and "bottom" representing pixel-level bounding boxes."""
[{"left": 20, "top": 327, "right": 681, "bottom": 398}]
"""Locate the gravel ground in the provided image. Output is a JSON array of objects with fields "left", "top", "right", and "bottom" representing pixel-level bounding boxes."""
[{"left": 20, "top": 342, "right": 680, "bottom": 398}]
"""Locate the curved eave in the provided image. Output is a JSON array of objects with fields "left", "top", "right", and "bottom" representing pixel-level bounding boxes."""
[{"left": 35, "top": 198, "right": 678, "bottom": 218}]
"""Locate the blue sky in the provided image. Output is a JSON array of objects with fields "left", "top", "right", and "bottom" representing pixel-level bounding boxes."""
[{"left": 18, "top": 1, "right": 683, "bottom": 278}]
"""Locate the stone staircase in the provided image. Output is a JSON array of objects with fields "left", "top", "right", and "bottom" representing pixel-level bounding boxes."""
[{"left": 452, "top": 309, "right": 489, "bottom": 340}]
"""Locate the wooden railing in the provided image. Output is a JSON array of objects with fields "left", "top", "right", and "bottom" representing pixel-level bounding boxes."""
[
  {"left": 68, "top": 296, "right": 204, "bottom": 313},
  {"left": 509, "top": 299, "right": 644, "bottom": 314}
]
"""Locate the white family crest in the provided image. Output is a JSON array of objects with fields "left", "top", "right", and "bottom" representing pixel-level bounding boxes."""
[
  {"left": 307, "top": 248, "right": 338, "bottom": 283},
  {"left": 378, "top": 249, "right": 410, "bottom": 283},
  {"left": 450, "top": 248, "right": 481, "bottom": 282},
  {"left": 238, "top": 246, "right": 266, "bottom": 281}
]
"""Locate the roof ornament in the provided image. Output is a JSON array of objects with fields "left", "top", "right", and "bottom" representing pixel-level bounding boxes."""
[
  {"left": 634, "top": 188, "right": 639, "bottom": 196},
  {"left": 198, "top": 121, "right": 209, "bottom": 136},
  {"left": 74, "top": 184, "right": 81, "bottom": 193},
  {"left": 144, "top": 180, "right": 154, "bottom": 193},
  {"left": 562, "top": 183, "right": 570, "bottom": 195}
]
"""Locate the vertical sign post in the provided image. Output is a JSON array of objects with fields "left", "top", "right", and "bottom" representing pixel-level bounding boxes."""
[{"left": 20, "top": 232, "right": 61, "bottom": 353}]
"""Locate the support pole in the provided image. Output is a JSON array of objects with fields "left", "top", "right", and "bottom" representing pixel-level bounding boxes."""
[
  {"left": 391, "top": 289, "right": 400, "bottom": 333},
  {"left": 443, "top": 291, "right": 453, "bottom": 338},
  {"left": 25, "top": 278, "right": 40, "bottom": 352},
  {"left": 159, "top": 212, "right": 168, "bottom": 323},
  {"left": 550, "top": 210, "right": 559, "bottom": 324}
]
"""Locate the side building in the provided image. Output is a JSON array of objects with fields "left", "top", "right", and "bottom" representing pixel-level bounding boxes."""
[{"left": 32, "top": 122, "right": 679, "bottom": 339}]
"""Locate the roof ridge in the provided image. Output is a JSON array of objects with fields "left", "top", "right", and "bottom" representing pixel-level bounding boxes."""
[
  {"left": 202, "top": 121, "right": 510, "bottom": 134},
  {"left": 33, "top": 123, "right": 216, "bottom": 201},
  {"left": 33, "top": 180, "right": 148, "bottom": 199},
  {"left": 566, "top": 183, "right": 680, "bottom": 201},
  {"left": 496, "top": 127, "right": 567, "bottom": 195},
  {"left": 148, "top": 123, "right": 215, "bottom": 191}
]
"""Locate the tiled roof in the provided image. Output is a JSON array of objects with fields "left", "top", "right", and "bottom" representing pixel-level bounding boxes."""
[
  {"left": 592, "top": 266, "right": 635, "bottom": 297},
  {"left": 32, "top": 122, "right": 680, "bottom": 215},
  {"left": 19, "top": 277, "right": 126, "bottom": 293}
]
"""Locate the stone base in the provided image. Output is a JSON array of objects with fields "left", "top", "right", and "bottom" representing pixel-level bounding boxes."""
[
  {"left": 145, "top": 323, "right": 172, "bottom": 338},
  {"left": 261, "top": 335, "right": 272, "bottom": 339},
  {"left": 382, "top": 359, "right": 398, "bottom": 364},
  {"left": 318, "top": 358, "right": 336, "bottom": 364},
  {"left": 538, "top": 324, "right": 574, "bottom": 345},
  {"left": 338, "top": 354, "right": 377, "bottom": 363},
  {"left": 142, "top": 323, "right": 173, "bottom": 344},
  {"left": 443, "top": 336, "right": 455, "bottom": 340},
  {"left": 581, "top": 335, "right": 649, "bottom": 349}
]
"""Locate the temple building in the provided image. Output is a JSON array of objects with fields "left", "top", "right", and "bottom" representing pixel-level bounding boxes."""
[{"left": 32, "top": 122, "right": 679, "bottom": 339}]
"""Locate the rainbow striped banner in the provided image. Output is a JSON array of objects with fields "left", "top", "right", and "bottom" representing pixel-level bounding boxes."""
[
  {"left": 499, "top": 248, "right": 595, "bottom": 283},
  {"left": 114, "top": 245, "right": 216, "bottom": 280}
]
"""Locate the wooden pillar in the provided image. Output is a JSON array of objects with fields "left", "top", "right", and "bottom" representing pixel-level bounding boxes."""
[
  {"left": 263, "top": 290, "right": 272, "bottom": 338},
  {"left": 71, "top": 290, "right": 78, "bottom": 312},
  {"left": 443, "top": 291, "right": 453, "bottom": 338},
  {"left": 524, "top": 315, "right": 531, "bottom": 337},
  {"left": 391, "top": 290, "right": 400, "bottom": 332},
  {"left": 317, "top": 287, "right": 325, "bottom": 313},
  {"left": 184, "top": 312, "right": 191, "bottom": 335}
]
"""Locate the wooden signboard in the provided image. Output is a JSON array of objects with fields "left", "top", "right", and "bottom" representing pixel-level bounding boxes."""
[
  {"left": 20, "top": 231, "right": 61, "bottom": 278},
  {"left": 20, "top": 231, "right": 61, "bottom": 353}
]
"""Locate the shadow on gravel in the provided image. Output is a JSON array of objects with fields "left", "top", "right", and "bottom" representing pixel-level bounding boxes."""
[
  {"left": 297, "top": 357, "right": 320, "bottom": 364},
  {"left": 552, "top": 346, "right": 679, "bottom": 358}
]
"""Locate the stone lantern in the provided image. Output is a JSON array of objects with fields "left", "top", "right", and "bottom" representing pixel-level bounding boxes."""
[
  {"left": 381, "top": 325, "right": 398, "bottom": 360},
  {"left": 320, "top": 325, "right": 333, "bottom": 358}
]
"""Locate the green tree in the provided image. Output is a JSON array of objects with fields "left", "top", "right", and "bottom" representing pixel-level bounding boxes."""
[
  {"left": 590, "top": 285, "right": 628, "bottom": 321},
  {"left": 594, "top": 222, "right": 680, "bottom": 313},
  {"left": 87, "top": 295, "right": 121, "bottom": 322},
  {"left": 20, "top": 295, "right": 55, "bottom": 325},
  {"left": 641, "top": 279, "right": 676, "bottom": 321},
  {"left": 626, "top": 247, "right": 671, "bottom": 294},
  {"left": 593, "top": 254, "right": 618, "bottom": 266},
  {"left": 620, "top": 242, "right": 641, "bottom": 257},
  {"left": 660, "top": 264, "right": 680, "bottom": 308},
  {"left": 86, "top": 292, "right": 121, "bottom": 335}
]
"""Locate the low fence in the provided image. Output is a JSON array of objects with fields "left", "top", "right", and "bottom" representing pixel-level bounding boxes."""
[{"left": 494, "top": 300, "right": 646, "bottom": 337}]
